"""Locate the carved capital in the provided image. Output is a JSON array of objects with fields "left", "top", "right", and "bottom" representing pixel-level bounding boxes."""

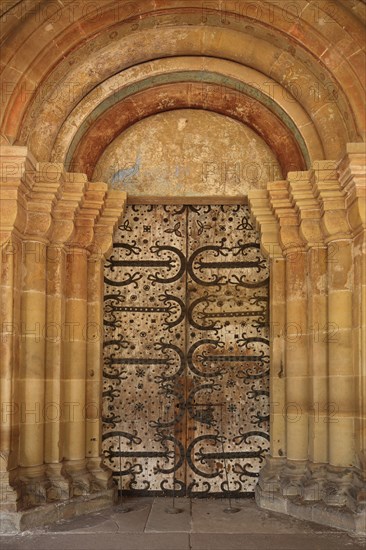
[
  {"left": 0, "top": 145, "right": 35, "bottom": 245},
  {"left": 23, "top": 162, "right": 64, "bottom": 241},
  {"left": 288, "top": 170, "right": 324, "bottom": 247},
  {"left": 91, "top": 188, "right": 127, "bottom": 259},
  {"left": 248, "top": 189, "right": 282, "bottom": 258},
  {"left": 50, "top": 171, "right": 86, "bottom": 245},
  {"left": 312, "top": 160, "right": 351, "bottom": 242},
  {"left": 67, "top": 182, "right": 107, "bottom": 250},
  {"left": 337, "top": 142, "right": 366, "bottom": 237},
  {"left": 267, "top": 180, "right": 306, "bottom": 253}
]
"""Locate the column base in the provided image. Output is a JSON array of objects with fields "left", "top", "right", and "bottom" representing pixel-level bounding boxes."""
[
  {"left": 0, "top": 455, "right": 19, "bottom": 512},
  {"left": 87, "top": 457, "right": 115, "bottom": 492},
  {"left": 256, "top": 457, "right": 366, "bottom": 536},
  {"left": 45, "top": 463, "right": 70, "bottom": 502},
  {"left": 63, "top": 459, "right": 92, "bottom": 497},
  {"left": 0, "top": 475, "right": 19, "bottom": 513},
  {"left": 17, "top": 465, "right": 48, "bottom": 509},
  {"left": 0, "top": 486, "right": 117, "bottom": 533}
]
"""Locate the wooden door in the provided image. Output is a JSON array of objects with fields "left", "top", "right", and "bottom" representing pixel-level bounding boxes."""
[{"left": 102, "top": 204, "right": 269, "bottom": 497}]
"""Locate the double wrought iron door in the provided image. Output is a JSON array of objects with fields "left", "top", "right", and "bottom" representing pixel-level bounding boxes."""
[{"left": 103, "top": 204, "right": 269, "bottom": 497}]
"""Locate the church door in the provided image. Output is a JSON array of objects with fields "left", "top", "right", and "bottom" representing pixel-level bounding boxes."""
[{"left": 102, "top": 204, "right": 270, "bottom": 497}]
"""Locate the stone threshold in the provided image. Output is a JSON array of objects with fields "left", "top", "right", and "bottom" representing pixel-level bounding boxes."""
[
  {"left": 256, "top": 487, "right": 366, "bottom": 537},
  {"left": 0, "top": 488, "right": 117, "bottom": 534}
]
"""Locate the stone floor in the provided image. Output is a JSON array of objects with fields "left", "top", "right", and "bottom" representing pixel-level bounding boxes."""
[{"left": 1, "top": 497, "right": 365, "bottom": 550}]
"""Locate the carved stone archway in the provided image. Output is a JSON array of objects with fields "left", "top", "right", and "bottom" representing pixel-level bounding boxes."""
[{"left": 0, "top": 143, "right": 365, "bottom": 533}]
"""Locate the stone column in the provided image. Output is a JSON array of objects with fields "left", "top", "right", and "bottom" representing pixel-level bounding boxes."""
[
  {"left": 248, "top": 189, "right": 285, "bottom": 457},
  {"left": 62, "top": 183, "right": 107, "bottom": 496},
  {"left": 314, "top": 160, "right": 355, "bottom": 506},
  {"left": 17, "top": 161, "right": 63, "bottom": 508},
  {"left": 289, "top": 169, "right": 328, "bottom": 500},
  {"left": 44, "top": 170, "right": 85, "bottom": 501},
  {"left": 283, "top": 249, "right": 308, "bottom": 461},
  {"left": 269, "top": 180, "right": 309, "bottom": 495},
  {"left": 248, "top": 189, "right": 287, "bottom": 503},
  {"left": 0, "top": 237, "right": 18, "bottom": 511},
  {"left": 327, "top": 240, "right": 354, "bottom": 467},
  {"left": 337, "top": 144, "right": 366, "bottom": 513},
  {"left": 85, "top": 189, "right": 126, "bottom": 490},
  {"left": 0, "top": 146, "right": 29, "bottom": 511},
  {"left": 306, "top": 243, "right": 328, "bottom": 464}
]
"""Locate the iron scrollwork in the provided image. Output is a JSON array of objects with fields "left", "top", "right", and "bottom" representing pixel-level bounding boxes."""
[{"left": 102, "top": 204, "right": 270, "bottom": 496}]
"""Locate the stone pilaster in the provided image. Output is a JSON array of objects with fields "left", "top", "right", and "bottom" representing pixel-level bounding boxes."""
[
  {"left": 44, "top": 169, "right": 86, "bottom": 501},
  {"left": 288, "top": 169, "right": 328, "bottom": 502},
  {"left": 248, "top": 189, "right": 285, "bottom": 459},
  {"left": 0, "top": 146, "right": 30, "bottom": 511},
  {"left": 269, "top": 180, "right": 309, "bottom": 483},
  {"left": 63, "top": 182, "right": 107, "bottom": 497},
  {"left": 86, "top": 188, "right": 126, "bottom": 490},
  {"left": 0, "top": 238, "right": 19, "bottom": 512},
  {"left": 289, "top": 171, "right": 329, "bottom": 465},
  {"left": 313, "top": 160, "right": 355, "bottom": 481},
  {"left": 17, "top": 159, "right": 64, "bottom": 508},
  {"left": 337, "top": 143, "right": 366, "bottom": 513}
]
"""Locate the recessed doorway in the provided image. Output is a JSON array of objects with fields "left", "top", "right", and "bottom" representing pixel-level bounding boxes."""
[{"left": 102, "top": 204, "right": 270, "bottom": 497}]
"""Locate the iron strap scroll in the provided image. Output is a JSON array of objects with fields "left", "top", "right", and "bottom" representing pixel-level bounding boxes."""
[{"left": 102, "top": 205, "right": 270, "bottom": 497}]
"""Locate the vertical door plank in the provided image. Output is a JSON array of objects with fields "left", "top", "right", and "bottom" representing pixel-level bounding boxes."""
[
  {"left": 186, "top": 205, "right": 270, "bottom": 496},
  {"left": 102, "top": 205, "right": 187, "bottom": 494}
]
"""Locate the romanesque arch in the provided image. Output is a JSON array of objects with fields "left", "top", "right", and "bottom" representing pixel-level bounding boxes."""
[{"left": 0, "top": 0, "right": 365, "bottom": 534}]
